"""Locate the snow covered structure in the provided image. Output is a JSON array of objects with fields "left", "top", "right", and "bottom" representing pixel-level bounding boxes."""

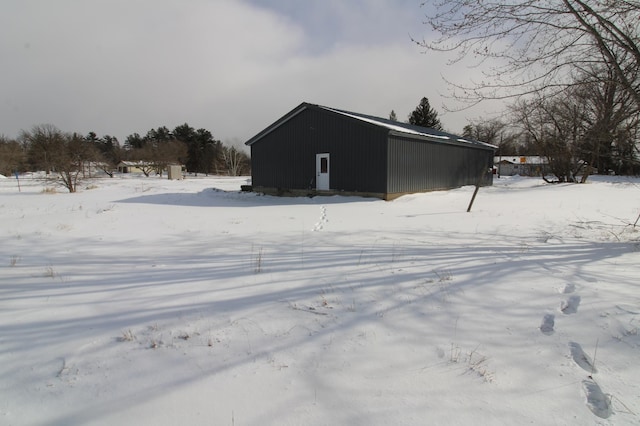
[{"left": 245, "top": 102, "right": 496, "bottom": 200}]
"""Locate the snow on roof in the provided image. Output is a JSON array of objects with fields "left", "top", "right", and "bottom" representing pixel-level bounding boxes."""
[
  {"left": 245, "top": 102, "right": 496, "bottom": 149},
  {"left": 321, "top": 105, "right": 496, "bottom": 149}
]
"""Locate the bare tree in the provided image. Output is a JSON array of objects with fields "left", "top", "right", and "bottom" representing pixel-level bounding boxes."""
[
  {"left": 417, "top": 1, "right": 640, "bottom": 110},
  {"left": 0, "top": 136, "right": 26, "bottom": 176},
  {"left": 21, "top": 125, "right": 99, "bottom": 192},
  {"left": 463, "top": 118, "right": 520, "bottom": 160},
  {"left": 512, "top": 95, "right": 586, "bottom": 182},
  {"left": 511, "top": 69, "right": 640, "bottom": 182},
  {"left": 126, "top": 140, "right": 187, "bottom": 177},
  {"left": 577, "top": 66, "right": 640, "bottom": 179},
  {"left": 21, "top": 124, "right": 63, "bottom": 175},
  {"left": 221, "top": 146, "right": 249, "bottom": 176},
  {"left": 53, "top": 133, "right": 91, "bottom": 193},
  {"left": 126, "top": 146, "right": 158, "bottom": 177},
  {"left": 152, "top": 140, "right": 187, "bottom": 176}
]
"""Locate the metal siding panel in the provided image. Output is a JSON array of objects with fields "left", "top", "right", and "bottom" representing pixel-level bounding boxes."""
[
  {"left": 387, "top": 136, "right": 494, "bottom": 193},
  {"left": 251, "top": 107, "right": 388, "bottom": 193},
  {"left": 312, "top": 109, "right": 387, "bottom": 193},
  {"left": 253, "top": 105, "right": 497, "bottom": 195},
  {"left": 251, "top": 110, "right": 312, "bottom": 190}
]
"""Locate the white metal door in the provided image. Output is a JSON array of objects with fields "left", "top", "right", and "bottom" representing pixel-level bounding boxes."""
[{"left": 316, "top": 153, "right": 330, "bottom": 190}]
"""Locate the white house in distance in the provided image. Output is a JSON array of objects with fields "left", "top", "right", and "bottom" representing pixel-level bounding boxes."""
[
  {"left": 494, "top": 156, "right": 549, "bottom": 177},
  {"left": 117, "top": 161, "right": 148, "bottom": 174}
]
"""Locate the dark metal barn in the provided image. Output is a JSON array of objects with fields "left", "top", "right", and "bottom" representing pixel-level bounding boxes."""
[{"left": 245, "top": 102, "right": 496, "bottom": 200}]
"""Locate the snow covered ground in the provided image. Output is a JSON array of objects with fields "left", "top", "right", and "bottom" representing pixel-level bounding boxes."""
[{"left": 1, "top": 173, "right": 639, "bottom": 425}]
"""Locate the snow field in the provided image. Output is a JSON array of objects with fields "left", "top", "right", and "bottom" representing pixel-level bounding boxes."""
[{"left": 1, "top": 174, "right": 639, "bottom": 425}]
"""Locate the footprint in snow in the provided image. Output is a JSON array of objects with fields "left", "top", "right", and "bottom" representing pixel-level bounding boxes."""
[
  {"left": 560, "top": 283, "right": 576, "bottom": 294},
  {"left": 582, "top": 379, "right": 612, "bottom": 419},
  {"left": 560, "top": 295, "right": 581, "bottom": 314},
  {"left": 311, "top": 206, "right": 328, "bottom": 232},
  {"left": 569, "top": 342, "right": 597, "bottom": 374},
  {"left": 540, "top": 314, "right": 555, "bottom": 335}
]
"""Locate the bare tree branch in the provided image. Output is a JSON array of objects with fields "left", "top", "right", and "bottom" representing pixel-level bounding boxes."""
[{"left": 417, "top": 1, "right": 640, "bottom": 110}]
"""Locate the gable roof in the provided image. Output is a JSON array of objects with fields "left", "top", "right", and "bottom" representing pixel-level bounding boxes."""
[{"left": 245, "top": 102, "right": 497, "bottom": 150}]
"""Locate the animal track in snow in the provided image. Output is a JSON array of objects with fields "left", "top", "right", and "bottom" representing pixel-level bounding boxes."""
[
  {"left": 560, "top": 295, "right": 581, "bottom": 314},
  {"left": 311, "top": 205, "right": 328, "bottom": 232},
  {"left": 540, "top": 314, "right": 555, "bottom": 335}
]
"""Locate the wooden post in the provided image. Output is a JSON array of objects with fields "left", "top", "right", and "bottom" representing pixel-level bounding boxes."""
[
  {"left": 14, "top": 171, "right": 21, "bottom": 192},
  {"left": 467, "top": 167, "right": 488, "bottom": 212}
]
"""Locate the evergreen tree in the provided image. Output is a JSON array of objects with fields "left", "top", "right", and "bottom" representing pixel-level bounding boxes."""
[
  {"left": 124, "top": 133, "right": 145, "bottom": 150},
  {"left": 144, "top": 126, "right": 174, "bottom": 146},
  {"left": 389, "top": 110, "right": 397, "bottom": 122},
  {"left": 173, "top": 124, "right": 221, "bottom": 175},
  {"left": 84, "top": 132, "right": 121, "bottom": 172},
  {"left": 407, "top": 97, "right": 443, "bottom": 130},
  {"left": 174, "top": 123, "right": 197, "bottom": 171}
]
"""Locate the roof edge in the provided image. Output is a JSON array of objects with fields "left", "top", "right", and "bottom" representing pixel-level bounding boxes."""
[
  {"left": 245, "top": 102, "right": 497, "bottom": 150},
  {"left": 323, "top": 105, "right": 496, "bottom": 150},
  {"left": 245, "top": 102, "right": 317, "bottom": 146},
  {"left": 388, "top": 130, "right": 497, "bottom": 150}
]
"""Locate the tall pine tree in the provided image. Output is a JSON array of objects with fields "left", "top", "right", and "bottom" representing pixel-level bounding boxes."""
[{"left": 407, "top": 97, "right": 442, "bottom": 130}]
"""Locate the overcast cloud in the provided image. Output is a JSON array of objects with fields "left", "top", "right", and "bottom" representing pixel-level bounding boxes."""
[{"left": 1, "top": 0, "right": 501, "bottom": 143}]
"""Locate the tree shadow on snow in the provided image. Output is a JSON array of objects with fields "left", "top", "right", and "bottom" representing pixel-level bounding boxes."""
[{"left": 1, "top": 229, "right": 636, "bottom": 425}]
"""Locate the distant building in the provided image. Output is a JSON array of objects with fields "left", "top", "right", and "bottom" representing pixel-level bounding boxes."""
[
  {"left": 117, "top": 161, "right": 148, "bottom": 174},
  {"left": 245, "top": 102, "right": 496, "bottom": 200},
  {"left": 494, "top": 156, "right": 550, "bottom": 177},
  {"left": 117, "top": 161, "right": 183, "bottom": 177}
]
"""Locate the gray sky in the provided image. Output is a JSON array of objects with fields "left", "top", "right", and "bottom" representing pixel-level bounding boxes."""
[{"left": 1, "top": 0, "right": 501, "bottom": 143}]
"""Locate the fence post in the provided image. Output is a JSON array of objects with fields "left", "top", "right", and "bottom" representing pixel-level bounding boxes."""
[{"left": 467, "top": 168, "right": 489, "bottom": 212}]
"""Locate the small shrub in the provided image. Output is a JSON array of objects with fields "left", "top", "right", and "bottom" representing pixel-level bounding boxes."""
[
  {"left": 44, "top": 265, "right": 56, "bottom": 278},
  {"left": 10, "top": 255, "right": 20, "bottom": 267},
  {"left": 118, "top": 329, "right": 136, "bottom": 342},
  {"left": 252, "top": 246, "right": 264, "bottom": 273},
  {"left": 450, "top": 343, "right": 461, "bottom": 362},
  {"left": 347, "top": 299, "right": 356, "bottom": 312},
  {"left": 434, "top": 269, "right": 453, "bottom": 282}
]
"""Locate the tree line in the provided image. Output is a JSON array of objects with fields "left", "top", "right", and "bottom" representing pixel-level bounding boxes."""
[
  {"left": 4, "top": 2, "right": 640, "bottom": 187},
  {"left": 0, "top": 123, "right": 250, "bottom": 192},
  {"left": 395, "top": 90, "right": 639, "bottom": 183},
  {"left": 415, "top": 0, "right": 640, "bottom": 182},
  {"left": 458, "top": 61, "right": 640, "bottom": 182}
]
